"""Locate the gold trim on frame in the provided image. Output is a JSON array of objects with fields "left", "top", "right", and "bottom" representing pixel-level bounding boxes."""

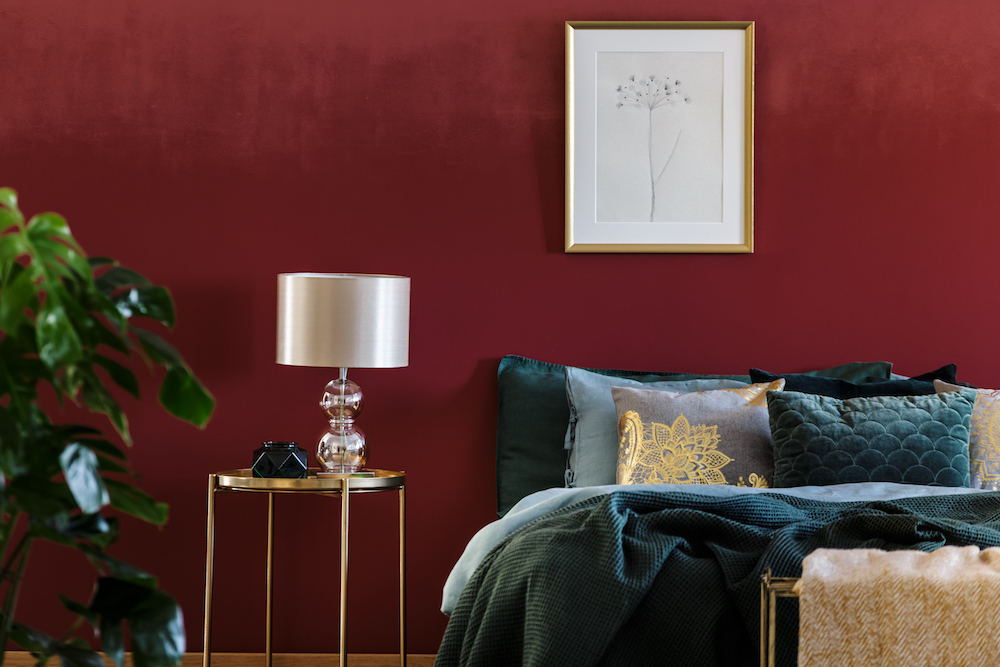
[{"left": 565, "top": 21, "right": 755, "bottom": 253}]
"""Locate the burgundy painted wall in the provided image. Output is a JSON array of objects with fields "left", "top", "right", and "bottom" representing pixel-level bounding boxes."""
[{"left": 4, "top": 0, "right": 1000, "bottom": 655}]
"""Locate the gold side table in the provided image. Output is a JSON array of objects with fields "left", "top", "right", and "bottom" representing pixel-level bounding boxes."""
[{"left": 202, "top": 469, "right": 407, "bottom": 667}]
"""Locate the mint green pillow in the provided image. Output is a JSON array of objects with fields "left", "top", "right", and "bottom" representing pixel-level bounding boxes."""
[{"left": 565, "top": 367, "right": 748, "bottom": 487}]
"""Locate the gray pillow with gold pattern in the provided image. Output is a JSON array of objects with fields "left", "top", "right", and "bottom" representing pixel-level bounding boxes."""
[
  {"left": 565, "top": 366, "right": 750, "bottom": 488},
  {"left": 611, "top": 380, "right": 785, "bottom": 489}
]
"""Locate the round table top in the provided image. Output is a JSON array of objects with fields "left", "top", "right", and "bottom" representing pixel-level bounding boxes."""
[{"left": 214, "top": 468, "right": 405, "bottom": 493}]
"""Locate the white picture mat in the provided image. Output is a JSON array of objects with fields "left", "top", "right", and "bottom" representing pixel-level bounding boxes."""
[{"left": 570, "top": 28, "right": 747, "bottom": 246}]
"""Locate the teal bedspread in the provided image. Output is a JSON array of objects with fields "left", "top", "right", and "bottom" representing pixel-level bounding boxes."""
[{"left": 435, "top": 489, "right": 1000, "bottom": 667}]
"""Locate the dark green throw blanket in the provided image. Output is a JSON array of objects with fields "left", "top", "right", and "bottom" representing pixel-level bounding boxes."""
[{"left": 436, "top": 490, "right": 1000, "bottom": 667}]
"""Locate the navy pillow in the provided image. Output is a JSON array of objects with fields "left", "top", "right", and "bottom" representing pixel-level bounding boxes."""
[
  {"left": 864, "top": 364, "right": 958, "bottom": 384},
  {"left": 910, "top": 365, "right": 958, "bottom": 383},
  {"left": 789, "top": 360, "right": 893, "bottom": 383},
  {"left": 750, "top": 369, "right": 939, "bottom": 399},
  {"left": 768, "top": 389, "right": 976, "bottom": 487}
]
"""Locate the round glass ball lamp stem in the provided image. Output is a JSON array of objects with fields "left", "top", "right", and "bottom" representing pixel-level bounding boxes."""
[{"left": 317, "top": 367, "right": 367, "bottom": 473}]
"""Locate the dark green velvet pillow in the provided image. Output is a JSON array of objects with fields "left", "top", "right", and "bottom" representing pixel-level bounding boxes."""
[
  {"left": 768, "top": 389, "right": 976, "bottom": 487},
  {"left": 495, "top": 356, "right": 750, "bottom": 516}
]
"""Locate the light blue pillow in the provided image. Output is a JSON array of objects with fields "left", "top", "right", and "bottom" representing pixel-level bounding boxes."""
[{"left": 565, "top": 366, "right": 749, "bottom": 487}]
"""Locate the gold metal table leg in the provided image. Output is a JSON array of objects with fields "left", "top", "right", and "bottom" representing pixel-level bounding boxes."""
[
  {"left": 767, "top": 587, "right": 777, "bottom": 667},
  {"left": 399, "top": 484, "right": 406, "bottom": 667},
  {"left": 266, "top": 492, "right": 275, "bottom": 667},
  {"left": 340, "top": 478, "right": 350, "bottom": 667},
  {"left": 203, "top": 475, "right": 218, "bottom": 667},
  {"left": 759, "top": 573, "right": 766, "bottom": 667}
]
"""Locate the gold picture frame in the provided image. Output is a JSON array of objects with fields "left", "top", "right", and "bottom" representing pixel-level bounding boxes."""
[{"left": 565, "top": 21, "right": 754, "bottom": 253}]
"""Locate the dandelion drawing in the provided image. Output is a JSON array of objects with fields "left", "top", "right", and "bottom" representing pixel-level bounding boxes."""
[{"left": 616, "top": 74, "right": 692, "bottom": 221}]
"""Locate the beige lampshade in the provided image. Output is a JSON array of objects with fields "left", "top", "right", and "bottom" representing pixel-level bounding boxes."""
[{"left": 276, "top": 273, "right": 410, "bottom": 368}]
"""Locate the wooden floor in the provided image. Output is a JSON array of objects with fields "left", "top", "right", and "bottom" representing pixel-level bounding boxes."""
[{"left": 5, "top": 653, "right": 436, "bottom": 667}]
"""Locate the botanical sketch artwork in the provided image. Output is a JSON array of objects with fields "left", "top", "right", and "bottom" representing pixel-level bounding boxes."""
[
  {"left": 615, "top": 74, "right": 691, "bottom": 221},
  {"left": 596, "top": 52, "right": 724, "bottom": 223}
]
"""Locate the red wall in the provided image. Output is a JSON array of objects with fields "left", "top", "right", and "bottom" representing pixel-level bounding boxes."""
[{"left": 4, "top": 0, "right": 1000, "bottom": 655}]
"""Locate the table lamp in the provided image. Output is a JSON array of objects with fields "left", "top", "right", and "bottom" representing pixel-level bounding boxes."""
[{"left": 276, "top": 273, "right": 410, "bottom": 474}]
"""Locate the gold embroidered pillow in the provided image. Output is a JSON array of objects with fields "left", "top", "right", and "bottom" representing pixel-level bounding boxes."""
[
  {"left": 612, "top": 380, "right": 785, "bottom": 488},
  {"left": 935, "top": 380, "right": 1000, "bottom": 490}
]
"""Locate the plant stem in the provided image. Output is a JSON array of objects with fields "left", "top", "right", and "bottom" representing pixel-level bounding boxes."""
[
  {"left": 648, "top": 108, "right": 655, "bottom": 222},
  {"left": 0, "top": 507, "right": 17, "bottom": 562},
  {"left": 2, "top": 528, "right": 31, "bottom": 577},
  {"left": 0, "top": 353, "right": 29, "bottom": 424},
  {"left": 0, "top": 509, "right": 19, "bottom": 602},
  {"left": 654, "top": 130, "right": 683, "bottom": 188},
  {"left": 0, "top": 514, "right": 31, "bottom": 665}
]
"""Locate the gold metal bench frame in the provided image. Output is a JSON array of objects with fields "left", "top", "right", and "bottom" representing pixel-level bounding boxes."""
[{"left": 759, "top": 570, "right": 799, "bottom": 667}]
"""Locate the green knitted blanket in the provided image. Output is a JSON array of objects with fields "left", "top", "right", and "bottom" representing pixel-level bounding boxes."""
[{"left": 436, "top": 490, "right": 1000, "bottom": 667}]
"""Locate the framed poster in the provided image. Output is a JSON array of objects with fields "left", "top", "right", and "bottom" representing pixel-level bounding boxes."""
[{"left": 565, "top": 21, "right": 754, "bottom": 253}]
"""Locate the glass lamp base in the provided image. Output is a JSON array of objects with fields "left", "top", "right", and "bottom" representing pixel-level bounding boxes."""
[
  {"left": 316, "top": 369, "right": 369, "bottom": 473},
  {"left": 316, "top": 425, "right": 367, "bottom": 473}
]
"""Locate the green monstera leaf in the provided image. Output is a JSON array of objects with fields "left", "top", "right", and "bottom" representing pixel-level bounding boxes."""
[{"left": 0, "top": 188, "right": 214, "bottom": 665}]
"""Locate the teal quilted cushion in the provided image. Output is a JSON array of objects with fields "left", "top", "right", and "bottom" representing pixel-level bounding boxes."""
[{"left": 768, "top": 390, "right": 977, "bottom": 487}]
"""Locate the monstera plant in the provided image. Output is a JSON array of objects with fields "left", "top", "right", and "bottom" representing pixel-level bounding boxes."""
[{"left": 0, "top": 188, "right": 214, "bottom": 667}]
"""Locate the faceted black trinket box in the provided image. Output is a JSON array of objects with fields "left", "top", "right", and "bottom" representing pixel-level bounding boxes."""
[{"left": 252, "top": 441, "right": 308, "bottom": 478}]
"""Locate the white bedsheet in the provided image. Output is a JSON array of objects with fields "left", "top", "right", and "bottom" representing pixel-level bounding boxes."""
[{"left": 440, "top": 482, "right": 987, "bottom": 615}]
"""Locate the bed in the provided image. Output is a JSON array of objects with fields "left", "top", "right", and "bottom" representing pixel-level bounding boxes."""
[{"left": 434, "top": 356, "right": 1000, "bottom": 667}]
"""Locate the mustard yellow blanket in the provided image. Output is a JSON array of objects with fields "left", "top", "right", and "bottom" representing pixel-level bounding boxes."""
[{"left": 798, "top": 546, "right": 1000, "bottom": 667}]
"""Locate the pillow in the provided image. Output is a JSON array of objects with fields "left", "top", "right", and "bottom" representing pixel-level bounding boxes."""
[
  {"left": 767, "top": 390, "right": 976, "bottom": 488},
  {"left": 865, "top": 365, "right": 958, "bottom": 384},
  {"left": 612, "top": 380, "right": 785, "bottom": 488},
  {"left": 935, "top": 380, "right": 1000, "bottom": 490},
  {"left": 564, "top": 366, "right": 749, "bottom": 487},
  {"left": 793, "top": 361, "right": 893, "bottom": 383},
  {"left": 911, "top": 365, "right": 958, "bottom": 383},
  {"left": 495, "top": 355, "right": 751, "bottom": 516},
  {"left": 750, "top": 368, "right": 938, "bottom": 399}
]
